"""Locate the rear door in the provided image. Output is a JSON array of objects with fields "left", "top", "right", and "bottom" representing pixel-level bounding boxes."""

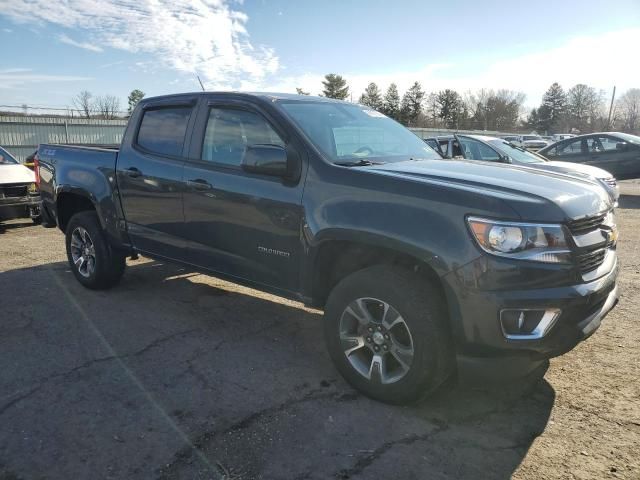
[
  {"left": 181, "top": 97, "right": 305, "bottom": 293},
  {"left": 117, "top": 97, "right": 197, "bottom": 259}
]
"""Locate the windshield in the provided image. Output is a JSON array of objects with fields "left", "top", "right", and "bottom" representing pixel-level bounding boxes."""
[
  {"left": 523, "top": 135, "right": 542, "bottom": 141},
  {"left": 615, "top": 132, "right": 640, "bottom": 145},
  {"left": 488, "top": 139, "right": 545, "bottom": 164},
  {"left": 0, "top": 147, "right": 19, "bottom": 165},
  {"left": 277, "top": 101, "right": 441, "bottom": 164}
]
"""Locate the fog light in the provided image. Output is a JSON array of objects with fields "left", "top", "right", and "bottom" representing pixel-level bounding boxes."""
[{"left": 500, "top": 309, "right": 560, "bottom": 340}]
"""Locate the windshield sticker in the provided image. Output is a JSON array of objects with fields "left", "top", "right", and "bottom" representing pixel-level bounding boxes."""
[{"left": 362, "top": 109, "right": 386, "bottom": 118}]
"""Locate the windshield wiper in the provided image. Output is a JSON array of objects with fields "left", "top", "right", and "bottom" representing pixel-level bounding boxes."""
[{"left": 334, "top": 159, "right": 384, "bottom": 167}]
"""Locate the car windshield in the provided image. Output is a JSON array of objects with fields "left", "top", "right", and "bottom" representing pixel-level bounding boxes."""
[
  {"left": 488, "top": 139, "right": 544, "bottom": 164},
  {"left": 0, "top": 147, "right": 19, "bottom": 165},
  {"left": 614, "top": 132, "right": 640, "bottom": 145},
  {"left": 277, "top": 101, "right": 441, "bottom": 164},
  {"left": 523, "top": 136, "right": 542, "bottom": 141}
]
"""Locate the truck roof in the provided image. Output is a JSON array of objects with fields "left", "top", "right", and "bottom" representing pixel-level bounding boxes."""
[{"left": 140, "top": 91, "right": 349, "bottom": 105}]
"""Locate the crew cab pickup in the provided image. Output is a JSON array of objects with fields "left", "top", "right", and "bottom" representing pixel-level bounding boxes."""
[{"left": 36, "top": 92, "right": 619, "bottom": 404}]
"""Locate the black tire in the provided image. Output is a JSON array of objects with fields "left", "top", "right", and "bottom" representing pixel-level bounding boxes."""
[
  {"left": 32, "top": 216, "right": 42, "bottom": 225},
  {"left": 65, "top": 211, "right": 126, "bottom": 290},
  {"left": 324, "top": 265, "right": 453, "bottom": 404}
]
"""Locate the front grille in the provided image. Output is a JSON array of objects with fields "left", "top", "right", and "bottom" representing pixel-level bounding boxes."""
[
  {"left": 567, "top": 213, "right": 606, "bottom": 235},
  {"left": 576, "top": 248, "right": 607, "bottom": 273},
  {"left": 1, "top": 185, "right": 28, "bottom": 198}
]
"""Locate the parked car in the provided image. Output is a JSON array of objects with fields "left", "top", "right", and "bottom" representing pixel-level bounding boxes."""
[
  {"left": 427, "top": 135, "right": 619, "bottom": 204},
  {"left": 513, "top": 135, "right": 549, "bottom": 150},
  {"left": 501, "top": 135, "right": 519, "bottom": 143},
  {"left": 36, "top": 92, "right": 618, "bottom": 404},
  {"left": 538, "top": 132, "right": 640, "bottom": 180},
  {"left": 552, "top": 133, "right": 576, "bottom": 142},
  {"left": 0, "top": 146, "right": 41, "bottom": 223}
]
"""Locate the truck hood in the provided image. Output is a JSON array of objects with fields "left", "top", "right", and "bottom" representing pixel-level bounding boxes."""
[
  {"left": 534, "top": 160, "right": 613, "bottom": 179},
  {"left": 0, "top": 164, "right": 35, "bottom": 184},
  {"left": 368, "top": 159, "right": 612, "bottom": 221}
]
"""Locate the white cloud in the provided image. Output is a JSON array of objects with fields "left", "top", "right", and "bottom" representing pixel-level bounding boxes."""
[
  {"left": 58, "top": 33, "right": 103, "bottom": 52},
  {"left": 0, "top": 68, "right": 92, "bottom": 89},
  {"left": 0, "top": 0, "right": 278, "bottom": 87}
]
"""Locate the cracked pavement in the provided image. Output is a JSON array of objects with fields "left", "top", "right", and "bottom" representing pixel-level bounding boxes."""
[{"left": 1, "top": 181, "right": 639, "bottom": 479}]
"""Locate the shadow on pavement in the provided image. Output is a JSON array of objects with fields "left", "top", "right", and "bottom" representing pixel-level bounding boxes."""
[
  {"left": 618, "top": 193, "right": 640, "bottom": 209},
  {"left": 0, "top": 260, "right": 554, "bottom": 480},
  {"left": 0, "top": 218, "right": 36, "bottom": 234}
]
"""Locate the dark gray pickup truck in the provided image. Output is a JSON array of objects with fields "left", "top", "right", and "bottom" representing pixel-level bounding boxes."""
[{"left": 36, "top": 92, "right": 619, "bottom": 404}]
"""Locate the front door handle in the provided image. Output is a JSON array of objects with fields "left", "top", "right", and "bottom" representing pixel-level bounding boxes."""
[
  {"left": 125, "top": 167, "right": 142, "bottom": 178},
  {"left": 187, "top": 179, "right": 213, "bottom": 190}
]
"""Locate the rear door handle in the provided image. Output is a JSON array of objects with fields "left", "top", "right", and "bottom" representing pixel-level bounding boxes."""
[
  {"left": 187, "top": 179, "right": 213, "bottom": 190},
  {"left": 125, "top": 167, "right": 142, "bottom": 178}
]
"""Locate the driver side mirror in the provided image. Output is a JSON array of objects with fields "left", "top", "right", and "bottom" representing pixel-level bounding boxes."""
[
  {"left": 242, "top": 144, "right": 301, "bottom": 181},
  {"left": 500, "top": 155, "right": 512, "bottom": 164},
  {"left": 242, "top": 144, "right": 288, "bottom": 177}
]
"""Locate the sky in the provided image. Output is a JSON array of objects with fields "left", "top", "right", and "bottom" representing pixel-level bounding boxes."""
[{"left": 0, "top": 0, "right": 639, "bottom": 114}]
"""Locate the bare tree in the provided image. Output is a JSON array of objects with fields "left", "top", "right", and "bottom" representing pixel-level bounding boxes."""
[
  {"left": 96, "top": 95, "right": 121, "bottom": 119},
  {"left": 566, "top": 84, "right": 604, "bottom": 133},
  {"left": 73, "top": 90, "right": 94, "bottom": 118},
  {"left": 617, "top": 88, "right": 640, "bottom": 133}
]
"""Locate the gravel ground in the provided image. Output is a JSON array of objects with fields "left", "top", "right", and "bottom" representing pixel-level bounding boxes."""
[{"left": 0, "top": 181, "right": 638, "bottom": 480}]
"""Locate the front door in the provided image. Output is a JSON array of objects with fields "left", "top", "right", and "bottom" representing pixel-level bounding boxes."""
[
  {"left": 181, "top": 101, "right": 305, "bottom": 293},
  {"left": 117, "top": 101, "right": 196, "bottom": 259},
  {"left": 585, "top": 135, "right": 639, "bottom": 179}
]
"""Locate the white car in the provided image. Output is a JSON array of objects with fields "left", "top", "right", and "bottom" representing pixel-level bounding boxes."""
[
  {"left": 513, "top": 135, "right": 549, "bottom": 150},
  {"left": 0, "top": 146, "right": 41, "bottom": 223}
]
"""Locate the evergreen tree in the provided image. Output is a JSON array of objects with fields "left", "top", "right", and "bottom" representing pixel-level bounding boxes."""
[
  {"left": 382, "top": 83, "right": 400, "bottom": 120},
  {"left": 359, "top": 82, "right": 383, "bottom": 110},
  {"left": 127, "top": 89, "right": 145, "bottom": 114},
  {"left": 402, "top": 81, "right": 425, "bottom": 126},
  {"left": 322, "top": 74, "right": 349, "bottom": 100},
  {"left": 436, "top": 89, "right": 465, "bottom": 129},
  {"left": 523, "top": 107, "right": 541, "bottom": 130},
  {"left": 538, "top": 82, "right": 566, "bottom": 133}
]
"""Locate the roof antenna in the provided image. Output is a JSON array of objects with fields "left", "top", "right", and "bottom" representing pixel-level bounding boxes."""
[{"left": 195, "top": 74, "right": 205, "bottom": 92}]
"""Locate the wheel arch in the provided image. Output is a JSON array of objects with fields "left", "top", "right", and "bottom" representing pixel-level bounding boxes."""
[{"left": 304, "top": 230, "right": 448, "bottom": 310}]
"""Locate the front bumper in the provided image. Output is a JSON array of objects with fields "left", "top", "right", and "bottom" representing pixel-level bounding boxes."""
[
  {"left": 0, "top": 194, "right": 41, "bottom": 220},
  {"left": 444, "top": 255, "right": 619, "bottom": 379}
]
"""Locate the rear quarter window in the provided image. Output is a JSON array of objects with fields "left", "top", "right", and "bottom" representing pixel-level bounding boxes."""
[{"left": 136, "top": 106, "right": 192, "bottom": 157}]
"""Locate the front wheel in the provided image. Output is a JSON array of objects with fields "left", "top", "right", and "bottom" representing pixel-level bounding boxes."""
[
  {"left": 324, "top": 265, "right": 453, "bottom": 404},
  {"left": 65, "top": 211, "right": 126, "bottom": 290}
]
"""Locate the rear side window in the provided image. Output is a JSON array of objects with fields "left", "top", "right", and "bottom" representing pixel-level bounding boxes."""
[{"left": 137, "top": 106, "right": 192, "bottom": 157}]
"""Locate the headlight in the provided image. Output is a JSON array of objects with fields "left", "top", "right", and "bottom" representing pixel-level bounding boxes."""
[
  {"left": 28, "top": 183, "right": 38, "bottom": 193},
  {"left": 467, "top": 216, "right": 571, "bottom": 263}
]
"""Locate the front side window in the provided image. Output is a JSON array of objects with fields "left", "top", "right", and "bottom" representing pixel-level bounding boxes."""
[
  {"left": 278, "top": 101, "right": 440, "bottom": 164},
  {"left": 137, "top": 106, "right": 192, "bottom": 157},
  {"left": 597, "top": 136, "right": 622, "bottom": 151},
  {"left": 458, "top": 137, "right": 501, "bottom": 161},
  {"left": 201, "top": 108, "right": 284, "bottom": 166}
]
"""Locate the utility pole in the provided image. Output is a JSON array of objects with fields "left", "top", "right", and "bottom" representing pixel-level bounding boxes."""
[{"left": 607, "top": 86, "right": 616, "bottom": 130}]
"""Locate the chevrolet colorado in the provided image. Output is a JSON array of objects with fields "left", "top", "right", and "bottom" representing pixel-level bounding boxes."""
[{"left": 36, "top": 93, "right": 619, "bottom": 404}]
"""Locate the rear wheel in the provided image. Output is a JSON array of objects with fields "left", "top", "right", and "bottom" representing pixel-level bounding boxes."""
[
  {"left": 324, "top": 265, "right": 453, "bottom": 404},
  {"left": 65, "top": 211, "right": 125, "bottom": 289}
]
